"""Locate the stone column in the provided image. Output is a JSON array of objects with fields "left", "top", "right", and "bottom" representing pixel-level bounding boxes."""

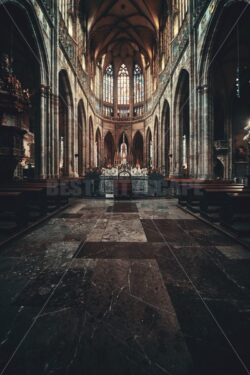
[
  {"left": 189, "top": 83, "right": 195, "bottom": 178},
  {"left": 73, "top": 97, "right": 79, "bottom": 178},
  {"left": 83, "top": 115, "right": 87, "bottom": 174},
  {"left": 94, "top": 141, "right": 98, "bottom": 167},
  {"left": 38, "top": 84, "right": 49, "bottom": 179},
  {"left": 173, "top": 104, "right": 181, "bottom": 177},
  {"left": 198, "top": 84, "right": 212, "bottom": 178},
  {"left": 169, "top": 82, "right": 176, "bottom": 177},
  {"left": 46, "top": 86, "right": 52, "bottom": 178},
  {"left": 161, "top": 119, "right": 165, "bottom": 175},
  {"left": 51, "top": 92, "right": 59, "bottom": 178},
  {"left": 67, "top": 104, "right": 74, "bottom": 176}
]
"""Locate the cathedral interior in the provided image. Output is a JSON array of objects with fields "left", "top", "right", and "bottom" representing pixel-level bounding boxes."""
[{"left": 0, "top": 1, "right": 250, "bottom": 374}]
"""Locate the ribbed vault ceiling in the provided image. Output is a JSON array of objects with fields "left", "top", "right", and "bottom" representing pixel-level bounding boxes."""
[{"left": 80, "top": 0, "right": 167, "bottom": 64}]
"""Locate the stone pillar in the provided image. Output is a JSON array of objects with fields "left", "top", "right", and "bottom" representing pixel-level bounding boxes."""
[
  {"left": 189, "top": 84, "right": 195, "bottom": 178},
  {"left": 173, "top": 104, "right": 181, "bottom": 177},
  {"left": 67, "top": 105, "right": 73, "bottom": 176},
  {"left": 83, "top": 116, "right": 87, "bottom": 175},
  {"left": 73, "top": 98, "right": 79, "bottom": 178},
  {"left": 38, "top": 84, "right": 48, "bottom": 179},
  {"left": 169, "top": 85, "right": 176, "bottom": 177},
  {"left": 86, "top": 112, "right": 90, "bottom": 169},
  {"left": 161, "top": 120, "right": 165, "bottom": 175},
  {"left": 94, "top": 141, "right": 98, "bottom": 167},
  {"left": 197, "top": 86, "right": 202, "bottom": 178},
  {"left": 51, "top": 92, "right": 59, "bottom": 178},
  {"left": 198, "top": 84, "right": 212, "bottom": 179},
  {"left": 46, "top": 86, "right": 52, "bottom": 179}
]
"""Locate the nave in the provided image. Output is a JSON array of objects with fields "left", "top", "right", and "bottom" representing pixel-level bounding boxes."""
[{"left": 0, "top": 199, "right": 249, "bottom": 375}]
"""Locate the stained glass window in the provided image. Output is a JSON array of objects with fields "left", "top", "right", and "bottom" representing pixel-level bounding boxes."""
[
  {"left": 103, "top": 64, "right": 114, "bottom": 104},
  {"left": 134, "top": 64, "right": 144, "bottom": 104},
  {"left": 118, "top": 64, "right": 130, "bottom": 105}
]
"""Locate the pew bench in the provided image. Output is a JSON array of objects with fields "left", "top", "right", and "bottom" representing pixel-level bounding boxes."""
[
  {"left": 176, "top": 179, "right": 234, "bottom": 206},
  {"left": 186, "top": 184, "right": 244, "bottom": 213},
  {"left": 0, "top": 192, "right": 28, "bottom": 228},
  {"left": 219, "top": 193, "right": 250, "bottom": 237},
  {"left": 199, "top": 187, "right": 246, "bottom": 221},
  {"left": 0, "top": 186, "right": 48, "bottom": 217}
]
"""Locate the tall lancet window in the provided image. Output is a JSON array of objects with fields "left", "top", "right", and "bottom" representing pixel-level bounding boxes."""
[
  {"left": 118, "top": 64, "right": 130, "bottom": 105},
  {"left": 134, "top": 64, "right": 144, "bottom": 104},
  {"left": 103, "top": 64, "right": 114, "bottom": 103}
]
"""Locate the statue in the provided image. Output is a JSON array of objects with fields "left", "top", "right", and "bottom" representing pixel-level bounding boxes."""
[{"left": 120, "top": 132, "right": 127, "bottom": 165}]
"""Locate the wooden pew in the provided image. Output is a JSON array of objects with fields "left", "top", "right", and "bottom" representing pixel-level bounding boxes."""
[
  {"left": 220, "top": 193, "right": 250, "bottom": 235},
  {"left": 199, "top": 187, "right": 246, "bottom": 221},
  {"left": 4, "top": 180, "right": 69, "bottom": 208},
  {"left": 185, "top": 183, "right": 244, "bottom": 213},
  {"left": 22, "top": 181, "right": 66, "bottom": 208},
  {"left": 0, "top": 192, "right": 28, "bottom": 228},
  {"left": 175, "top": 179, "right": 232, "bottom": 206},
  {"left": 0, "top": 186, "right": 48, "bottom": 216}
]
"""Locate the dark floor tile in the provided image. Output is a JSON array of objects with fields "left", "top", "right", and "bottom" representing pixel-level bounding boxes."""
[
  {"left": 177, "top": 219, "right": 233, "bottom": 246},
  {"left": 13, "top": 269, "right": 93, "bottom": 308},
  {"left": 177, "top": 220, "right": 209, "bottom": 231},
  {"left": 167, "top": 287, "right": 250, "bottom": 375},
  {"left": 204, "top": 246, "right": 250, "bottom": 291},
  {"left": 157, "top": 246, "right": 246, "bottom": 300},
  {"left": 76, "top": 242, "right": 156, "bottom": 259},
  {"left": 1, "top": 259, "right": 192, "bottom": 375},
  {"left": 141, "top": 220, "right": 164, "bottom": 242},
  {"left": 153, "top": 220, "right": 199, "bottom": 246}
]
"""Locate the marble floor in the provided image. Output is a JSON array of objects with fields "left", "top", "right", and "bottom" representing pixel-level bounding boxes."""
[{"left": 0, "top": 199, "right": 250, "bottom": 375}]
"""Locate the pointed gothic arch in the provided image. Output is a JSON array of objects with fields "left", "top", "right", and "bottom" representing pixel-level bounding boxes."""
[
  {"left": 95, "top": 128, "right": 101, "bottom": 167},
  {"left": 154, "top": 117, "right": 159, "bottom": 168},
  {"left": 162, "top": 100, "right": 170, "bottom": 176},
  {"left": 89, "top": 116, "right": 94, "bottom": 168},
  {"left": 77, "top": 100, "right": 86, "bottom": 176},
  {"left": 59, "top": 70, "right": 74, "bottom": 176},
  {"left": 146, "top": 128, "right": 153, "bottom": 168},
  {"left": 174, "top": 69, "right": 190, "bottom": 177},
  {"left": 104, "top": 131, "right": 115, "bottom": 166},
  {"left": 133, "top": 131, "right": 144, "bottom": 166}
]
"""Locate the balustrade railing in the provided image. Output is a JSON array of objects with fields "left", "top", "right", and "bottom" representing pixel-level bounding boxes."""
[{"left": 59, "top": 17, "right": 77, "bottom": 65}]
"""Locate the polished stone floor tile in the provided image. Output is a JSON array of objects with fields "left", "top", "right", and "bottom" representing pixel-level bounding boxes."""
[
  {"left": 177, "top": 220, "right": 233, "bottom": 246},
  {"left": 87, "top": 218, "right": 147, "bottom": 243},
  {"left": 141, "top": 220, "right": 164, "bottom": 242},
  {"left": 0, "top": 198, "right": 249, "bottom": 375},
  {"left": 157, "top": 246, "right": 247, "bottom": 300},
  {"left": 0, "top": 259, "right": 192, "bottom": 375},
  {"left": 153, "top": 220, "right": 199, "bottom": 246},
  {"left": 76, "top": 242, "right": 157, "bottom": 259}
]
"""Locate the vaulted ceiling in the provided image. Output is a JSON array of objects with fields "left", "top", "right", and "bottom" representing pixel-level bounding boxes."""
[{"left": 80, "top": 0, "right": 167, "bottom": 64}]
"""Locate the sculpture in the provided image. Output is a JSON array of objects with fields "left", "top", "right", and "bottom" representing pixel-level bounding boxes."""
[{"left": 120, "top": 132, "right": 127, "bottom": 165}]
